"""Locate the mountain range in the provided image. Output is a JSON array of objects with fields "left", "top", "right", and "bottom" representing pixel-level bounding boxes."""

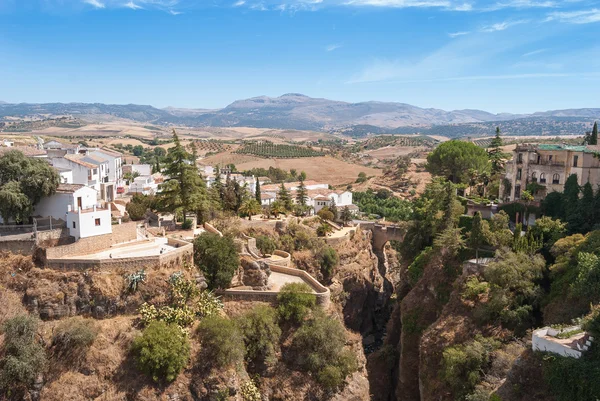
[{"left": 1, "top": 94, "right": 598, "bottom": 135}]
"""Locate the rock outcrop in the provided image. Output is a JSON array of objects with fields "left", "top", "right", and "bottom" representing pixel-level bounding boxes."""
[{"left": 240, "top": 257, "right": 271, "bottom": 290}]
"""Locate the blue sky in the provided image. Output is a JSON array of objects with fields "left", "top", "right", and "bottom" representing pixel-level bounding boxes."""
[{"left": 0, "top": 0, "right": 599, "bottom": 113}]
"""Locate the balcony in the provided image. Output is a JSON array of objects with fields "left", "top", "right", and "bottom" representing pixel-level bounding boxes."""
[{"left": 532, "top": 160, "right": 566, "bottom": 167}]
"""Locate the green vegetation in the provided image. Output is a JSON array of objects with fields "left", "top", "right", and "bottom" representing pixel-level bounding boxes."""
[
  {"left": 236, "top": 305, "right": 281, "bottom": 368},
  {"left": 235, "top": 141, "right": 325, "bottom": 158},
  {"left": 132, "top": 321, "right": 191, "bottom": 383},
  {"left": 193, "top": 233, "right": 240, "bottom": 290},
  {"left": 426, "top": 140, "right": 490, "bottom": 184},
  {"left": 277, "top": 283, "right": 317, "bottom": 324},
  {"left": 255, "top": 235, "right": 277, "bottom": 255},
  {"left": 0, "top": 315, "right": 47, "bottom": 396},
  {"left": 197, "top": 316, "right": 245, "bottom": 368},
  {"left": 290, "top": 311, "right": 358, "bottom": 392},
  {"left": 51, "top": 317, "right": 98, "bottom": 359},
  {"left": 317, "top": 207, "right": 335, "bottom": 222},
  {"left": 318, "top": 246, "right": 339, "bottom": 279},
  {"left": 0, "top": 150, "right": 59, "bottom": 223},
  {"left": 352, "top": 189, "right": 412, "bottom": 221},
  {"left": 126, "top": 194, "right": 155, "bottom": 221}
]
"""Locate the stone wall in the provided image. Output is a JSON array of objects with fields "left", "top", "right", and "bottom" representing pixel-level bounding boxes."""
[
  {"left": 532, "top": 328, "right": 583, "bottom": 358},
  {"left": 45, "top": 222, "right": 137, "bottom": 259},
  {"left": 219, "top": 264, "right": 330, "bottom": 307},
  {"left": 46, "top": 237, "right": 193, "bottom": 272},
  {"left": 0, "top": 235, "right": 36, "bottom": 255},
  {"left": 266, "top": 250, "right": 291, "bottom": 267},
  {"left": 203, "top": 222, "right": 223, "bottom": 236}
]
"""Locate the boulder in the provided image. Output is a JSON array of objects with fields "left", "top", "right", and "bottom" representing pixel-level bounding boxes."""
[{"left": 240, "top": 258, "right": 271, "bottom": 290}]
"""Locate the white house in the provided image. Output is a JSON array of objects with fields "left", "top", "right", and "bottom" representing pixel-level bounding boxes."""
[
  {"left": 33, "top": 184, "right": 112, "bottom": 239},
  {"left": 260, "top": 193, "right": 276, "bottom": 206},
  {"left": 130, "top": 176, "right": 159, "bottom": 195},
  {"left": 123, "top": 164, "right": 152, "bottom": 177},
  {"left": 90, "top": 148, "right": 123, "bottom": 186},
  {"left": 55, "top": 167, "right": 73, "bottom": 184},
  {"left": 2, "top": 139, "right": 14, "bottom": 147},
  {"left": 52, "top": 154, "right": 116, "bottom": 201}
]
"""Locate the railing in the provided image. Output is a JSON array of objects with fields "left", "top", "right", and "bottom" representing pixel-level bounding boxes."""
[{"left": 532, "top": 160, "right": 566, "bottom": 167}]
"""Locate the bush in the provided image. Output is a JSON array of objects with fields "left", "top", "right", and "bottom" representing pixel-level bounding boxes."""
[
  {"left": 462, "top": 277, "right": 489, "bottom": 301},
  {"left": 126, "top": 201, "right": 147, "bottom": 221},
  {"left": 195, "top": 290, "right": 224, "bottom": 319},
  {"left": 132, "top": 321, "right": 190, "bottom": 383},
  {"left": 237, "top": 305, "right": 281, "bottom": 367},
  {"left": 181, "top": 219, "right": 193, "bottom": 230},
  {"left": 0, "top": 315, "right": 47, "bottom": 394},
  {"left": 240, "top": 380, "right": 262, "bottom": 401},
  {"left": 194, "top": 233, "right": 240, "bottom": 290},
  {"left": 290, "top": 311, "right": 358, "bottom": 391},
  {"left": 197, "top": 316, "right": 244, "bottom": 368},
  {"left": 317, "top": 246, "right": 339, "bottom": 279},
  {"left": 317, "top": 207, "right": 335, "bottom": 222},
  {"left": 277, "top": 283, "right": 316, "bottom": 324},
  {"left": 52, "top": 317, "right": 98, "bottom": 358},
  {"left": 256, "top": 235, "right": 277, "bottom": 256},
  {"left": 316, "top": 223, "right": 333, "bottom": 237}
]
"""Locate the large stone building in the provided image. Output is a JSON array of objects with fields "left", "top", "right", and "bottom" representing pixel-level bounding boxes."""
[{"left": 503, "top": 144, "right": 600, "bottom": 202}]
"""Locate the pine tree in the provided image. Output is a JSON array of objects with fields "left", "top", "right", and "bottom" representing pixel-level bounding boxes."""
[
  {"left": 277, "top": 183, "right": 293, "bottom": 211},
  {"left": 157, "top": 129, "right": 206, "bottom": 224},
  {"left": 295, "top": 178, "right": 308, "bottom": 207},
  {"left": 488, "top": 127, "right": 506, "bottom": 175},
  {"left": 329, "top": 197, "right": 338, "bottom": 221},
  {"left": 255, "top": 179, "right": 262, "bottom": 204},
  {"left": 340, "top": 206, "right": 353, "bottom": 226},
  {"left": 592, "top": 122, "right": 599, "bottom": 146}
]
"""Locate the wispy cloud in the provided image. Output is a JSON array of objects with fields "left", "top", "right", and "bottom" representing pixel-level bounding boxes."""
[
  {"left": 448, "top": 31, "right": 469, "bottom": 37},
  {"left": 124, "top": 1, "right": 143, "bottom": 9},
  {"left": 83, "top": 0, "right": 106, "bottom": 8},
  {"left": 522, "top": 48, "right": 548, "bottom": 57},
  {"left": 484, "top": 0, "right": 557, "bottom": 11},
  {"left": 481, "top": 19, "right": 528, "bottom": 32},
  {"left": 326, "top": 43, "right": 342, "bottom": 51},
  {"left": 546, "top": 8, "right": 600, "bottom": 24},
  {"left": 233, "top": 0, "right": 246, "bottom": 6}
]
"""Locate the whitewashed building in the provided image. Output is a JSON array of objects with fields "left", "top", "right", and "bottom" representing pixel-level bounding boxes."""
[
  {"left": 130, "top": 176, "right": 159, "bottom": 195},
  {"left": 52, "top": 154, "right": 116, "bottom": 201},
  {"left": 90, "top": 148, "right": 123, "bottom": 186}
]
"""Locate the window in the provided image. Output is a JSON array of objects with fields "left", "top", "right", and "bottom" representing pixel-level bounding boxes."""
[
  {"left": 537, "top": 154, "right": 541, "bottom": 164},
  {"left": 540, "top": 173, "right": 546, "bottom": 183},
  {"left": 93, "top": 168, "right": 98, "bottom": 175},
  {"left": 549, "top": 155, "right": 553, "bottom": 162},
  {"left": 517, "top": 169, "right": 522, "bottom": 180},
  {"left": 573, "top": 155, "right": 579, "bottom": 167},
  {"left": 553, "top": 174, "right": 560, "bottom": 185},
  {"left": 72, "top": 221, "right": 76, "bottom": 229},
  {"left": 515, "top": 185, "right": 521, "bottom": 198},
  {"left": 531, "top": 172, "right": 537, "bottom": 182},
  {"left": 517, "top": 153, "right": 523, "bottom": 163},
  {"left": 95, "top": 218, "right": 101, "bottom": 226}
]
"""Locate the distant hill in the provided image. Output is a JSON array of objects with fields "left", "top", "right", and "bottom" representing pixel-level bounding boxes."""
[{"left": 1, "top": 94, "right": 599, "bottom": 137}]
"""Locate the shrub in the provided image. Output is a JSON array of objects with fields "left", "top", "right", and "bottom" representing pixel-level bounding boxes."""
[
  {"left": 0, "top": 315, "right": 47, "bottom": 394},
  {"left": 277, "top": 283, "right": 316, "bottom": 324},
  {"left": 181, "top": 219, "right": 193, "bottom": 230},
  {"left": 194, "top": 233, "right": 240, "bottom": 290},
  {"left": 132, "top": 321, "right": 190, "bottom": 383},
  {"left": 125, "top": 269, "right": 147, "bottom": 292},
  {"left": 236, "top": 305, "right": 281, "bottom": 367},
  {"left": 256, "top": 235, "right": 277, "bottom": 256},
  {"left": 317, "top": 207, "right": 335, "bottom": 222},
  {"left": 240, "top": 380, "right": 261, "bottom": 401},
  {"left": 168, "top": 272, "right": 200, "bottom": 306},
  {"left": 126, "top": 201, "right": 147, "bottom": 221},
  {"left": 197, "top": 316, "right": 244, "bottom": 368},
  {"left": 462, "top": 277, "right": 489, "bottom": 301},
  {"left": 316, "top": 223, "right": 333, "bottom": 237},
  {"left": 290, "top": 311, "right": 358, "bottom": 391},
  {"left": 408, "top": 246, "right": 433, "bottom": 286},
  {"left": 195, "top": 290, "right": 224, "bottom": 319},
  {"left": 51, "top": 317, "right": 98, "bottom": 358},
  {"left": 317, "top": 246, "right": 339, "bottom": 279}
]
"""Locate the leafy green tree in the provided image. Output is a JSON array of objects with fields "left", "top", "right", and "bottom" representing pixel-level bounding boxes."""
[
  {"left": 316, "top": 222, "right": 333, "bottom": 237},
  {"left": 329, "top": 197, "right": 338, "bottom": 220},
  {"left": 239, "top": 199, "right": 261, "bottom": 220},
  {"left": 426, "top": 140, "right": 490, "bottom": 184},
  {"left": 356, "top": 172, "right": 367, "bottom": 183},
  {"left": 256, "top": 235, "right": 277, "bottom": 255},
  {"left": 542, "top": 191, "right": 564, "bottom": 219},
  {"left": 0, "top": 150, "right": 59, "bottom": 223},
  {"left": 299, "top": 171, "right": 307, "bottom": 181},
  {"left": 340, "top": 206, "right": 353, "bottom": 225},
  {"left": 197, "top": 316, "right": 244, "bottom": 368},
  {"left": 0, "top": 315, "right": 47, "bottom": 396},
  {"left": 277, "top": 283, "right": 316, "bottom": 324},
  {"left": 317, "top": 246, "right": 339, "bottom": 279},
  {"left": 469, "top": 212, "right": 488, "bottom": 263},
  {"left": 132, "top": 145, "right": 144, "bottom": 156},
  {"left": 131, "top": 321, "right": 190, "bottom": 383},
  {"left": 193, "top": 233, "right": 240, "bottom": 289},
  {"left": 157, "top": 129, "right": 206, "bottom": 224},
  {"left": 236, "top": 305, "right": 281, "bottom": 368},
  {"left": 317, "top": 207, "right": 334, "bottom": 221}
]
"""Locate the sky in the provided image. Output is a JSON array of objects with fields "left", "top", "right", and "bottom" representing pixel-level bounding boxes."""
[{"left": 0, "top": 0, "right": 599, "bottom": 113}]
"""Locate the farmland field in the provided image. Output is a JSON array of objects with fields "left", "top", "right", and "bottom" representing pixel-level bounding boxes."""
[{"left": 235, "top": 142, "right": 325, "bottom": 158}]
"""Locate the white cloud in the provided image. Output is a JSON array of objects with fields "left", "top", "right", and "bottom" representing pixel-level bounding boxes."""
[
  {"left": 326, "top": 43, "right": 342, "bottom": 51},
  {"left": 83, "top": 0, "right": 106, "bottom": 8},
  {"left": 485, "top": 0, "right": 557, "bottom": 11},
  {"left": 546, "top": 8, "right": 600, "bottom": 24},
  {"left": 448, "top": 31, "right": 469, "bottom": 37},
  {"left": 481, "top": 19, "right": 528, "bottom": 32},
  {"left": 124, "top": 1, "right": 143, "bottom": 9},
  {"left": 233, "top": 0, "right": 246, "bottom": 6},
  {"left": 522, "top": 48, "right": 548, "bottom": 57},
  {"left": 168, "top": 9, "right": 182, "bottom": 14}
]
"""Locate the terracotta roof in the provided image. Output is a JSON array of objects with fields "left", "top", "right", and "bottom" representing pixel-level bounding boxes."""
[
  {"left": 313, "top": 195, "right": 330, "bottom": 201},
  {"left": 64, "top": 154, "right": 97, "bottom": 169},
  {"left": 261, "top": 180, "right": 327, "bottom": 191},
  {"left": 261, "top": 193, "right": 276, "bottom": 199},
  {"left": 55, "top": 183, "right": 86, "bottom": 193}
]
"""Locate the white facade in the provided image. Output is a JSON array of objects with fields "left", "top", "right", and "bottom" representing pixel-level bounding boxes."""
[
  {"left": 91, "top": 148, "right": 123, "bottom": 185},
  {"left": 130, "top": 175, "right": 158, "bottom": 195},
  {"left": 2, "top": 139, "right": 14, "bottom": 147},
  {"left": 56, "top": 168, "right": 73, "bottom": 184},
  {"left": 67, "top": 207, "right": 112, "bottom": 240},
  {"left": 52, "top": 157, "right": 100, "bottom": 192}
]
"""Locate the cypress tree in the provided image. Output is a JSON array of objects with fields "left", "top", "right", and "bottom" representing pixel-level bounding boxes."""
[
  {"left": 592, "top": 122, "right": 599, "bottom": 146},
  {"left": 255, "top": 179, "right": 261, "bottom": 204},
  {"left": 469, "top": 211, "right": 486, "bottom": 263},
  {"left": 564, "top": 174, "right": 583, "bottom": 233},
  {"left": 580, "top": 182, "right": 595, "bottom": 233},
  {"left": 295, "top": 178, "right": 308, "bottom": 207}
]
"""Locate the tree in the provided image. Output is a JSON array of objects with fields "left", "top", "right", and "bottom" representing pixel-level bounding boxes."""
[
  {"left": 277, "top": 183, "right": 293, "bottom": 211},
  {"left": 591, "top": 121, "right": 598, "bottom": 145},
  {"left": 193, "top": 233, "right": 239, "bottom": 289},
  {"left": 299, "top": 171, "right": 307, "bottom": 181},
  {"left": 255, "top": 180, "right": 261, "bottom": 204},
  {"left": 157, "top": 130, "right": 206, "bottom": 224},
  {"left": 580, "top": 182, "right": 595, "bottom": 233},
  {"left": 340, "top": 206, "right": 353, "bottom": 225},
  {"left": 426, "top": 141, "right": 490, "bottom": 184},
  {"left": 317, "top": 207, "right": 334, "bottom": 222},
  {"left": 0, "top": 150, "right": 59, "bottom": 223},
  {"left": 132, "top": 321, "right": 190, "bottom": 383},
  {"left": 277, "top": 283, "right": 316, "bottom": 324},
  {"left": 256, "top": 235, "right": 276, "bottom": 255},
  {"left": 295, "top": 178, "right": 308, "bottom": 207},
  {"left": 316, "top": 223, "right": 333, "bottom": 237},
  {"left": 563, "top": 174, "right": 583, "bottom": 233},
  {"left": 197, "top": 316, "right": 244, "bottom": 368},
  {"left": 329, "top": 197, "right": 338, "bottom": 220},
  {"left": 317, "top": 246, "right": 339, "bottom": 279},
  {"left": 488, "top": 127, "right": 508, "bottom": 175},
  {"left": 236, "top": 305, "right": 281, "bottom": 369},
  {"left": 469, "top": 212, "right": 488, "bottom": 263},
  {"left": 239, "top": 199, "right": 261, "bottom": 220},
  {"left": 132, "top": 145, "right": 144, "bottom": 156},
  {"left": 356, "top": 172, "right": 367, "bottom": 183}
]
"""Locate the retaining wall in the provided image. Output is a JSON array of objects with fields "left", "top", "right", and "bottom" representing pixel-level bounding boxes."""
[
  {"left": 265, "top": 250, "right": 291, "bottom": 267},
  {"left": 218, "top": 263, "right": 330, "bottom": 307},
  {"left": 0, "top": 235, "right": 36, "bottom": 255},
  {"left": 46, "top": 237, "right": 193, "bottom": 272},
  {"left": 532, "top": 328, "right": 583, "bottom": 358},
  {"left": 45, "top": 222, "right": 137, "bottom": 259},
  {"left": 203, "top": 222, "right": 223, "bottom": 237}
]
